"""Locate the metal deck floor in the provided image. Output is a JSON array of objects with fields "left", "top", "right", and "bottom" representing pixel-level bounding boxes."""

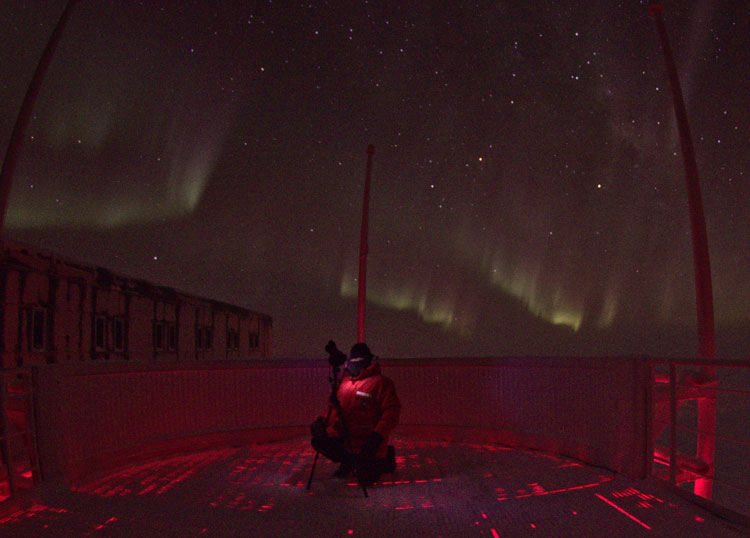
[{"left": 1, "top": 437, "right": 747, "bottom": 537}]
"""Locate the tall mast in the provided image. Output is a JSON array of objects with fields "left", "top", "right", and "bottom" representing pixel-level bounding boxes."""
[{"left": 357, "top": 145, "right": 375, "bottom": 343}]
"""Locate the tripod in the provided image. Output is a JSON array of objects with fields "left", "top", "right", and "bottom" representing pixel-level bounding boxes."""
[{"left": 307, "top": 342, "right": 368, "bottom": 497}]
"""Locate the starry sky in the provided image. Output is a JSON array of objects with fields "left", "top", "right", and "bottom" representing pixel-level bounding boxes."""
[{"left": 1, "top": 1, "right": 748, "bottom": 359}]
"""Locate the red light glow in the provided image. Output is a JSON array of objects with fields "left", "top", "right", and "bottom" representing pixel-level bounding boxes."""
[
  {"left": 0, "top": 437, "right": 732, "bottom": 536},
  {"left": 595, "top": 493, "right": 652, "bottom": 530},
  {"left": 93, "top": 516, "right": 118, "bottom": 530}
]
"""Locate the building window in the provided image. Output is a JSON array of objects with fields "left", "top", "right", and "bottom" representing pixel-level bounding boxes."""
[
  {"left": 113, "top": 317, "right": 126, "bottom": 352},
  {"left": 205, "top": 327, "right": 213, "bottom": 349},
  {"left": 227, "top": 328, "right": 239, "bottom": 350},
  {"left": 249, "top": 331, "right": 259, "bottom": 350},
  {"left": 168, "top": 324, "right": 177, "bottom": 351},
  {"left": 95, "top": 316, "right": 107, "bottom": 351},
  {"left": 30, "top": 307, "right": 48, "bottom": 351},
  {"left": 154, "top": 321, "right": 165, "bottom": 351},
  {"left": 154, "top": 321, "right": 177, "bottom": 352},
  {"left": 196, "top": 326, "right": 212, "bottom": 350}
]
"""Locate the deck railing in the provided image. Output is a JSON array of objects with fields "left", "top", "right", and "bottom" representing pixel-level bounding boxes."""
[
  {"left": 0, "top": 369, "right": 40, "bottom": 503},
  {"left": 28, "top": 357, "right": 651, "bottom": 485},
  {"left": 1, "top": 357, "right": 748, "bottom": 525},
  {"left": 648, "top": 358, "right": 750, "bottom": 521}
]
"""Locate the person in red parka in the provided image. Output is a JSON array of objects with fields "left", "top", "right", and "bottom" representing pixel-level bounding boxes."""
[{"left": 311, "top": 342, "right": 401, "bottom": 486}]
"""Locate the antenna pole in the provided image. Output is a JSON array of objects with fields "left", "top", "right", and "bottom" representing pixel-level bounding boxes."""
[{"left": 357, "top": 145, "right": 375, "bottom": 343}]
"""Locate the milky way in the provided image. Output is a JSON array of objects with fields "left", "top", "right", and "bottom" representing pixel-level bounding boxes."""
[{"left": 1, "top": 1, "right": 747, "bottom": 358}]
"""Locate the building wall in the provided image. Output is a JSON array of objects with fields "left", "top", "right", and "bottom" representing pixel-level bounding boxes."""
[{"left": 0, "top": 241, "right": 272, "bottom": 367}]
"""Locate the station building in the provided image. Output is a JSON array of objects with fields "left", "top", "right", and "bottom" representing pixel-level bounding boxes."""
[{"left": 0, "top": 240, "right": 272, "bottom": 367}]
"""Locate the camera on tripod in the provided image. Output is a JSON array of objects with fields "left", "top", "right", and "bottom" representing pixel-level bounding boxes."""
[{"left": 325, "top": 340, "right": 347, "bottom": 369}]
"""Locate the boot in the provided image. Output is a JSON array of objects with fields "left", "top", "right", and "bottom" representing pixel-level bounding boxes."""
[{"left": 356, "top": 462, "right": 378, "bottom": 487}]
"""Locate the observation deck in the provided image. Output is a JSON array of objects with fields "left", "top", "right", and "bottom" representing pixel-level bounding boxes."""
[
  {"left": 1, "top": 437, "right": 745, "bottom": 537},
  {"left": 1, "top": 357, "right": 749, "bottom": 537}
]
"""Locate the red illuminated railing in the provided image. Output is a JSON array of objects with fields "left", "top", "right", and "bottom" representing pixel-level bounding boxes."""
[
  {"left": 648, "top": 358, "right": 750, "bottom": 521},
  {"left": 29, "top": 357, "right": 650, "bottom": 484},
  {"left": 0, "top": 369, "right": 40, "bottom": 503},
  {"left": 2, "top": 357, "right": 749, "bottom": 527}
]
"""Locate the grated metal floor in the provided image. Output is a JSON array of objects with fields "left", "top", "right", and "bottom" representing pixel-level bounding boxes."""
[{"left": 0, "top": 437, "right": 747, "bottom": 537}]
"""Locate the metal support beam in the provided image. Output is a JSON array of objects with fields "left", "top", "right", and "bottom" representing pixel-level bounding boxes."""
[{"left": 0, "top": 0, "right": 78, "bottom": 238}]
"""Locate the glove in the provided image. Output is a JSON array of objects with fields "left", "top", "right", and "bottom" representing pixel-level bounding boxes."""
[
  {"left": 359, "top": 431, "right": 384, "bottom": 460},
  {"left": 310, "top": 416, "right": 327, "bottom": 439}
]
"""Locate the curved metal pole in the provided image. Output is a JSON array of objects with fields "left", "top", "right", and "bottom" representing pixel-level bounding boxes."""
[
  {"left": 357, "top": 145, "right": 374, "bottom": 343},
  {"left": 649, "top": 3, "right": 716, "bottom": 500},
  {"left": 649, "top": 4, "right": 716, "bottom": 360},
  {"left": 0, "top": 0, "right": 78, "bottom": 239}
]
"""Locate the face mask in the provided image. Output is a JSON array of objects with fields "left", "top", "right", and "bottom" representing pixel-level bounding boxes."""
[{"left": 346, "top": 357, "right": 370, "bottom": 377}]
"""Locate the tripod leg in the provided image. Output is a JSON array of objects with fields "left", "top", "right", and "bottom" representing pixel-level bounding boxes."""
[
  {"left": 349, "top": 454, "right": 369, "bottom": 497},
  {"left": 308, "top": 406, "right": 334, "bottom": 490},
  {"left": 306, "top": 451, "right": 320, "bottom": 490}
]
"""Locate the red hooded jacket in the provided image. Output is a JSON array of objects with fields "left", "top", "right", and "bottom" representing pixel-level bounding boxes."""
[{"left": 325, "top": 360, "right": 401, "bottom": 458}]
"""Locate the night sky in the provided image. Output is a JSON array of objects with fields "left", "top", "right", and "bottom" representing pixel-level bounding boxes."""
[{"left": 1, "top": 1, "right": 748, "bottom": 359}]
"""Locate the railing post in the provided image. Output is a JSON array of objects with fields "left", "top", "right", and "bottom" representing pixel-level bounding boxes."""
[
  {"left": 645, "top": 360, "right": 655, "bottom": 479},
  {"left": 695, "top": 376, "right": 717, "bottom": 498},
  {"left": 26, "top": 369, "right": 41, "bottom": 484},
  {"left": 669, "top": 362, "right": 677, "bottom": 486},
  {"left": 0, "top": 371, "right": 16, "bottom": 497}
]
